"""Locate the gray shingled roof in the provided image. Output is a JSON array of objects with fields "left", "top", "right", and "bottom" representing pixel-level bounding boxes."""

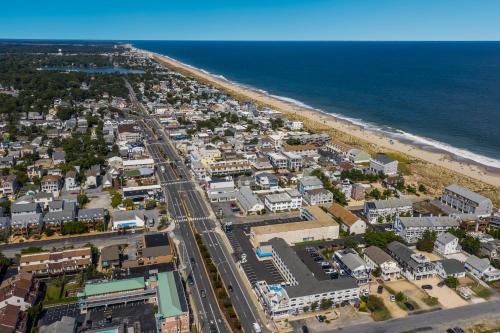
[
  {"left": 439, "top": 259, "right": 465, "bottom": 275},
  {"left": 465, "top": 255, "right": 490, "bottom": 272},
  {"left": 446, "top": 184, "right": 491, "bottom": 205},
  {"left": 367, "top": 197, "right": 412, "bottom": 210},
  {"left": 364, "top": 246, "right": 394, "bottom": 265},
  {"left": 398, "top": 216, "right": 459, "bottom": 228},
  {"left": 436, "top": 232, "right": 457, "bottom": 245}
]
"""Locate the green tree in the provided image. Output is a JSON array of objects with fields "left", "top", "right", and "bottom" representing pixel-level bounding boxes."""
[
  {"left": 77, "top": 193, "right": 89, "bottom": 208},
  {"left": 444, "top": 276, "right": 459, "bottom": 289},
  {"left": 395, "top": 292, "right": 405, "bottom": 302},
  {"left": 320, "top": 298, "right": 333, "bottom": 310},
  {"left": 461, "top": 236, "right": 480, "bottom": 255},
  {"left": 62, "top": 221, "right": 88, "bottom": 235},
  {"left": 366, "top": 295, "right": 384, "bottom": 312},
  {"left": 123, "top": 198, "right": 134, "bottom": 209},
  {"left": 111, "top": 192, "right": 122, "bottom": 208},
  {"left": 416, "top": 230, "right": 437, "bottom": 252},
  {"left": 310, "top": 301, "right": 318, "bottom": 311}
]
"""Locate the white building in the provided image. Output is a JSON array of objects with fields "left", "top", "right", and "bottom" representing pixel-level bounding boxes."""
[
  {"left": 369, "top": 154, "right": 398, "bottom": 175},
  {"left": 393, "top": 216, "right": 460, "bottom": 244},
  {"left": 464, "top": 255, "right": 500, "bottom": 282},
  {"left": 363, "top": 198, "right": 413, "bottom": 224},
  {"left": 363, "top": 246, "right": 401, "bottom": 281},
  {"left": 441, "top": 184, "right": 493, "bottom": 217},
  {"left": 434, "top": 232, "right": 461, "bottom": 256},
  {"left": 285, "top": 121, "right": 304, "bottom": 131},
  {"left": 264, "top": 189, "right": 302, "bottom": 212},
  {"left": 334, "top": 249, "right": 371, "bottom": 284},
  {"left": 206, "top": 177, "right": 236, "bottom": 202},
  {"left": 297, "top": 176, "right": 323, "bottom": 194},
  {"left": 282, "top": 151, "right": 303, "bottom": 170},
  {"left": 435, "top": 259, "right": 466, "bottom": 279},
  {"left": 235, "top": 186, "right": 264, "bottom": 215},
  {"left": 267, "top": 152, "right": 288, "bottom": 169},
  {"left": 254, "top": 238, "right": 359, "bottom": 318}
]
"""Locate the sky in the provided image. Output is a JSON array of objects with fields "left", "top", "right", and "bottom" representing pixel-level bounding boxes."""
[{"left": 1, "top": 0, "right": 500, "bottom": 41}]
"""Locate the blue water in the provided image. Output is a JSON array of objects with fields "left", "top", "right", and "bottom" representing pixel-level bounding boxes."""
[{"left": 133, "top": 41, "right": 500, "bottom": 168}]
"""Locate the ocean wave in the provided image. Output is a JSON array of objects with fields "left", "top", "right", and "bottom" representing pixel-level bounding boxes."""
[{"left": 143, "top": 48, "right": 500, "bottom": 170}]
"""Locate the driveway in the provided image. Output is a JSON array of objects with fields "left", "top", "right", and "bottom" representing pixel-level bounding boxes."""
[
  {"left": 368, "top": 282, "right": 406, "bottom": 319},
  {"left": 412, "top": 276, "right": 469, "bottom": 309},
  {"left": 384, "top": 279, "right": 432, "bottom": 310}
]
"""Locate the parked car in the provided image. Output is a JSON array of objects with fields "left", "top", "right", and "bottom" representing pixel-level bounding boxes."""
[
  {"left": 437, "top": 281, "right": 445, "bottom": 287},
  {"left": 422, "top": 284, "right": 433, "bottom": 290},
  {"left": 324, "top": 268, "right": 335, "bottom": 274},
  {"left": 302, "top": 326, "right": 309, "bottom": 333},
  {"left": 377, "top": 285, "right": 383, "bottom": 294},
  {"left": 187, "top": 275, "right": 194, "bottom": 285},
  {"left": 200, "top": 290, "right": 206, "bottom": 298},
  {"left": 389, "top": 295, "right": 395, "bottom": 302},
  {"left": 314, "top": 257, "right": 323, "bottom": 262},
  {"left": 452, "top": 327, "right": 465, "bottom": 333},
  {"left": 315, "top": 315, "right": 326, "bottom": 322},
  {"left": 404, "top": 302, "right": 415, "bottom": 311},
  {"left": 190, "top": 257, "right": 196, "bottom": 265},
  {"left": 329, "top": 272, "right": 339, "bottom": 279}
]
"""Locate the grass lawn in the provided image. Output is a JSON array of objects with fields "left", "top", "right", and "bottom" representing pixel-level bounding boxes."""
[
  {"left": 422, "top": 296, "right": 439, "bottom": 307},
  {"left": 396, "top": 298, "right": 420, "bottom": 312},
  {"left": 470, "top": 284, "right": 493, "bottom": 299},
  {"left": 44, "top": 283, "right": 62, "bottom": 302},
  {"left": 371, "top": 307, "right": 391, "bottom": 321}
]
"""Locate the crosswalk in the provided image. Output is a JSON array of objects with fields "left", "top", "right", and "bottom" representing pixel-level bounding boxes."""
[
  {"left": 161, "top": 180, "right": 192, "bottom": 186},
  {"left": 171, "top": 216, "right": 212, "bottom": 224}
]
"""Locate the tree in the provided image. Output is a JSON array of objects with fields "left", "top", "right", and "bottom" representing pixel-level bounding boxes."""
[
  {"left": 310, "top": 301, "right": 318, "bottom": 311},
  {"left": 444, "top": 276, "right": 459, "bottom": 289},
  {"left": 62, "top": 221, "right": 88, "bottom": 235},
  {"left": 395, "top": 292, "right": 405, "bottom": 302},
  {"left": 320, "top": 298, "right": 333, "bottom": 310},
  {"left": 111, "top": 192, "right": 122, "bottom": 208},
  {"left": 344, "top": 238, "right": 359, "bottom": 252},
  {"left": 461, "top": 236, "right": 480, "bottom": 255},
  {"left": 302, "top": 306, "right": 310, "bottom": 313},
  {"left": 416, "top": 230, "right": 437, "bottom": 252},
  {"left": 77, "top": 193, "right": 89, "bottom": 208},
  {"left": 418, "top": 184, "right": 427, "bottom": 193},
  {"left": 364, "top": 230, "right": 404, "bottom": 249},
  {"left": 123, "top": 198, "right": 134, "bottom": 209}
]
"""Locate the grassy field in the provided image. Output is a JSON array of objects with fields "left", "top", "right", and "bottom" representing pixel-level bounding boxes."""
[
  {"left": 43, "top": 280, "right": 79, "bottom": 306},
  {"left": 371, "top": 307, "right": 391, "bottom": 321},
  {"left": 422, "top": 296, "right": 439, "bottom": 307}
]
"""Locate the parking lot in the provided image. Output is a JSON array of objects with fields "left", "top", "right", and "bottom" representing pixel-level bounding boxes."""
[
  {"left": 40, "top": 303, "right": 80, "bottom": 326},
  {"left": 226, "top": 224, "right": 284, "bottom": 285},
  {"left": 413, "top": 277, "right": 469, "bottom": 309},
  {"left": 294, "top": 246, "right": 334, "bottom": 281}
]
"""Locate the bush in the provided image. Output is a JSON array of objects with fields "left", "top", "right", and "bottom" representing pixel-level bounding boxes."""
[
  {"left": 395, "top": 292, "right": 405, "bottom": 302},
  {"left": 367, "top": 295, "right": 384, "bottom": 312},
  {"left": 444, "top": 276, "right": 459, "bottom": 289}
]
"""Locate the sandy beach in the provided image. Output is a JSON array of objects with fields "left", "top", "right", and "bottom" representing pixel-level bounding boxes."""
[{"left": 138, "top": 49, "right": 500, "bottom": 202}]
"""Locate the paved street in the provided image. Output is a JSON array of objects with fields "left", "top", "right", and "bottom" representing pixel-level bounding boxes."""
[
  {"left": 0, "top": 230, "right": 144, "bottom": 258},
  {"left": 141, "top": 112, "right": 270, "bottom": 333},
  {"left": 324, "top": 299, "right": 500, "bottom": 333}
]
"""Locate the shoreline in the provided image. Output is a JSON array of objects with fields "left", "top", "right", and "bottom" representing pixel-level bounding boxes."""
[{"left": 136, "top": 48, "right": 500, "bottom": 195}]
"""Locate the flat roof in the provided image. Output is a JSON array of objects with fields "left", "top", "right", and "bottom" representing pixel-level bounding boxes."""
[
  {"left": 252, "top": 217, "right": 336, "bottom": 235},
  {"left": 83, "top": 277, "right": 145, "bottom": 297}
]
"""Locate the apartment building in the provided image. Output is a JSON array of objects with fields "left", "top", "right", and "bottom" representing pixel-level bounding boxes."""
[
  {"left": 255, "top": 238, "right": 359, "bottom": 318},
  {"left": 297, "top": 176, "right": 323, "bottom": 194},
  {"left": 363, "top": 197, "right": 413, "bottom": 224},
  {"left": 282, "top": 151, "right": 303, "bottom": 170},
  {"left": 441, "top": 184, "right": 493, "bottom": 217},
  {"left": 392, "top": 216, "right": 459, "bottom": 243},
  {"left": 117, "top": 124, "right": 142, "bottom": 143},
  {"left": 387, "top": 241, "right": 435, "bottom": 280},
  {"left": 19, "top": 247, "right": 92, "bottom": 277},
  {"left": 264, "top": 189, "right": 302, "bottom": 212},
  {"left": 267, "top": 152, "right": 288, "bottom": 169}
]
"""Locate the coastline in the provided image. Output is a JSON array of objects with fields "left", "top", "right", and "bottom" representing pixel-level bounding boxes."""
[{"left": 136, "top": 48, "right": 500, "bottom": 202}]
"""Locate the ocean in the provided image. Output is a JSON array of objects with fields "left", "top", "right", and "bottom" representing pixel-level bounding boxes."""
[{"left": 132, "top": 41, "right": 500, "bottom": 168}]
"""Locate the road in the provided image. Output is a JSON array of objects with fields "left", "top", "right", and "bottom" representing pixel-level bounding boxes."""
[
  {"left": 324, "top": 298, "right": 500, "bottom": 333},
  {"left": 141, "top": 113, "right": 267, "bottom": 333},
  {"left": 0, "top": 230, "right": 144, "bottom": 258}
]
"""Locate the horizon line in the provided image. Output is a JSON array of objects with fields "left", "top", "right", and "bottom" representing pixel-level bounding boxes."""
[{"left": 1, "top": 38, "right": 500, "bottom": 43}]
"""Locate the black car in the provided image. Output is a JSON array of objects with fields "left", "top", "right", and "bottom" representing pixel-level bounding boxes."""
[
  {"left": 313, "top": 257, "right": 323, "bottom": 262},
  {"left": 422, "top": 284, "right": 433, "bottom": 290},
  {"left": 190, "top": 257, "right": 196, "bottom": 265},
  {"left": 404, "top": 302, "right": 415, "bottom": 311},
  {"left": 452, "top": 327, "right": 465, "bottom": 333},
  {"left": 187, "top": 275, "right": 194, "bottom": 285},
  {"left": 228, "top": 285, "right": 233, "bottom": 292},
  {"left": 200, "top": 290, "right": 206, "bottom": 298},
  {"left": 377, "top": 285, "right": 383, "bottom": 294},
  {"left": 302, "top": 326, "right": 309, "bottom": 333}
]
